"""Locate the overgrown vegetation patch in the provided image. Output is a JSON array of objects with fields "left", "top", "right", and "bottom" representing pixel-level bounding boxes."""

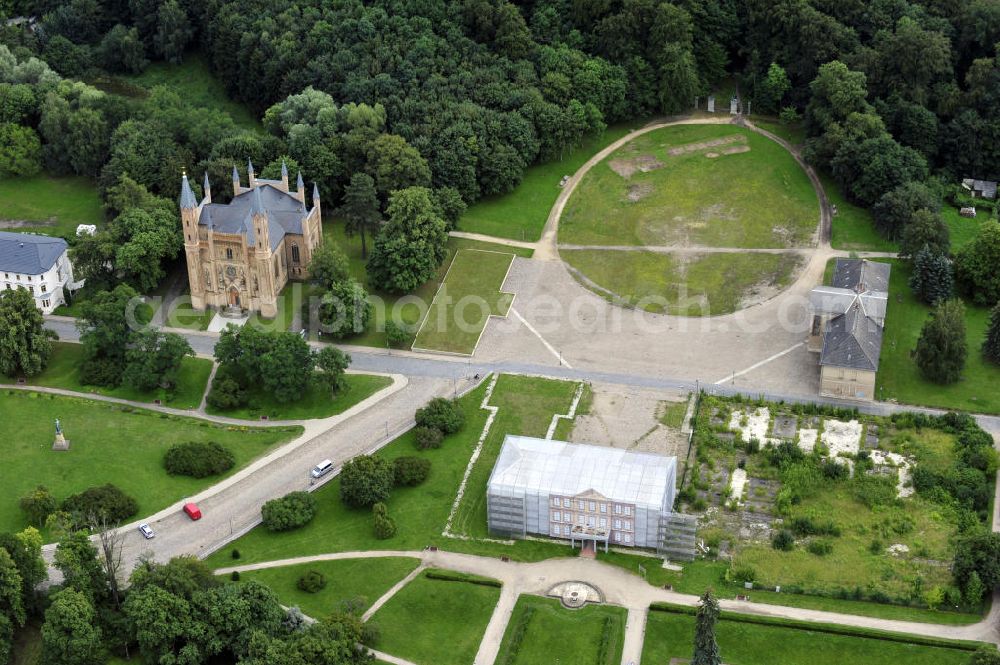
[{"left": 678, "top": 394, "right": 994, "bottom": 615}]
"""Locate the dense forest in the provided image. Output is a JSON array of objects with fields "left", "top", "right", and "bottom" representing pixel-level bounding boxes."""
[{"left": 1, "top": 0, "right": 999, "bottom": 315}]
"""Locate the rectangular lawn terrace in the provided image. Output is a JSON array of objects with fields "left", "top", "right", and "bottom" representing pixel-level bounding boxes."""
[
  {"left": 495, "top": 595, "right": 625, "bottom": 665},
  {"left": 412, "top": 248, "right": 516, "bottom": 355},
  {"left": 367, "top": 570, "right": 501, "bottom": 665},
  {"left": 641, "top": 609, "right": 975, "bottom": 665}
]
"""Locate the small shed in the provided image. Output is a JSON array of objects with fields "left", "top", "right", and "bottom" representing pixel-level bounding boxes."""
[{"left": 961, "top": 178, "right": 997, "bottom": 200}]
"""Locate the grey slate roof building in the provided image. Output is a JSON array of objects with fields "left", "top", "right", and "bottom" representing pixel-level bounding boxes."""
[
  {"left": 807, "top": 259, "right": 891, "bottom": 400},
  {"left": 819, "top": 305, "right": 884, "bottom": 371},
  {"left": 0, "top": 231, "right": 68, "bottom": 274},
  {"left": 962, "top": 178, "right": 998, "bottom": 200},
  {"left": 178, "top": 165, "right": 322, "bottom": 317},
  {"left": 814, "top": 258, "right": 891, "bottom": 371}
]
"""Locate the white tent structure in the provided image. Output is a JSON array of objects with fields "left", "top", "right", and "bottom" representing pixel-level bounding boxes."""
[{"left": 486, "top": 436, "right": 678, "bottom": 551}]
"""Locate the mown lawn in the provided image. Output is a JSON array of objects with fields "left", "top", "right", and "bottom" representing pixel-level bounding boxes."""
[
  {"left": 229, "top": 557, "right": 420, "bottom": 618},
  {"left": 321, "top": 222, "right": 531, "bottom": 348},
  {"left": 202, "top": 376, "right": 583, "bottom": 568},
  {"left": 3, "top": 342, "right": 213, "bottom": 410},
  {"left": 876, "top": 260, "right": 1000, "bottom": 414},
  {"left": 412, "top": 249, "right": 515, "bottom": 354},
  {"left": 0, "top": 175, "right": 104, "bottom": 238},
  {"left": 448, "top": 374, "right": 581, "bottom": 540},
  {"left": 120, "top": 52, "right": 261, "bottom": 131},
  {"left": 368, "top": 571, "right": 501, "bottom": 665},
  {"left": 0, "top": 390, "right": 300, "bottom": 538},
  {"left": 495, "top": 595, "right": 625, "bottom": 665},
  {"left": 825, "top": 173, "right": 899, "bottom": 252},
  {"left": 641, "top": 610, "right": 975, "bottom": 665},
  {"left": 459, "top": 120, "right": 644, "bottom": 241},
  {"left": 752, "top": 117, "right": 807, "bottom": 145},
  {"left": 559, "top": 124, "right": 818, "bottom": 249},
  {"left": 941, "top": 205, "right": 988, "bottom": 252},
  {"left": 204, "top": 372, "right": 392, "bottom": 421},
  {"left": 561, "top": 249, "right": 803, "bottom": 316}
]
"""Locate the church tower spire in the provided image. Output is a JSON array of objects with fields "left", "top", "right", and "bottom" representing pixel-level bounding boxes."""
[{"left": 203, "top": 172, "right": 212, "bottom": 204}]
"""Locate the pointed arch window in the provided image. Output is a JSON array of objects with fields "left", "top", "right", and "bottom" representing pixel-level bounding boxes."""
[
  {"left": 291, "top": 244, "right": 300, "bottom": 264},
  {"left": 226, "top": 248, "right": 233, "bottom": 260}
]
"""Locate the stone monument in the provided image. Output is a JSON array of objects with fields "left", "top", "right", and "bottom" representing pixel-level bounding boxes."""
[{"left": 52, "top": 418, "right": 70, "bottom": 451}]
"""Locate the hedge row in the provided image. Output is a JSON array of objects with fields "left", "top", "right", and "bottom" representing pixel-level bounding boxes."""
[
  {"left": 497, "top": 606, "right": 535, "bottom": 665},
  {"left": 647, "top": 602, "right": 983, "bottom": 651},
  {"left": 423, "top": 568, "right": 502, "bottom": 588},
  {"left": 596, "top": 615, "right": 617, "bottom": 665}
]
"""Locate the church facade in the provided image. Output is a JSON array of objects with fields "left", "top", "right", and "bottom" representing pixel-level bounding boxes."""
[{"left": 178, "top": 161, "right": 323, "bottom": 318}]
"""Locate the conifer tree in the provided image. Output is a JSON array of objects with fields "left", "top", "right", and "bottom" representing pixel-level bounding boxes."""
[
  {"left": 692, "top": 589, "right": 721, "bottom": 665},
  {"left": 915, "top": 299, "right": 967, "bottom": 384},
  {"left": 983, "top": 302, "right": 1000, "bottom": 365},
  {"left": 909, "top": 245, "right": 953, "bottom": 305}
]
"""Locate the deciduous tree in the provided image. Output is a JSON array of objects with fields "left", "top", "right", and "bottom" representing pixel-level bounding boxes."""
[
  {"left": 0, "top": 286, "right": 54, "bottom": 377},
  {"left": 915, "top": 299, "right": 967, "bottom": 384},
  {"left": 40, "top": 588, "right": 104, "bottom": 665},
  {"left": 366, "top": 187, "right": 449, "bottom": 293},
  {"left": 982, "top": 302, "right": 1000, "bottom": 365},
  {"left": 955, "top": 221, "right": 1000, "bottom": 306}
]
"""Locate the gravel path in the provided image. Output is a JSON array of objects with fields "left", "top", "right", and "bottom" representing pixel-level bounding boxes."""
[{"left": 218, "top": 548, "right": 1000, "bottom": 647}]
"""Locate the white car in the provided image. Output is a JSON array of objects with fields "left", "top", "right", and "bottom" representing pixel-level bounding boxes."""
[{"left": 138, "top": 524, "right": 155, "bottom": 539}]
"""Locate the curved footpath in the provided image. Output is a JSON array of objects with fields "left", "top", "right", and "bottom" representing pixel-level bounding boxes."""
[{"left": 217, "top": 548, "right": 1000, "bottom": 662}]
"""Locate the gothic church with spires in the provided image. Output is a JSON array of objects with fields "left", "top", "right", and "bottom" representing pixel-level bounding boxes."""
[{"left": 178, "top": 160, "right": 323, "bottom": 317}]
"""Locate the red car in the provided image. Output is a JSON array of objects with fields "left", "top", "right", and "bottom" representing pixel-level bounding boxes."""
[{"left": 183, "top": 502, "right": 202, "bottom": 520}]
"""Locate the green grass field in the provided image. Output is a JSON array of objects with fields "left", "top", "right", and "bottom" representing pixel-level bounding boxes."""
[
  {"left": 412, "top": 249, "right": 515, "bottom": 354},
  {"left": 495, "top": 596, "right": 625, "bottom": 665},
  {"left": 3, "top": 342, "right": 212, "bottom": 410},
  {"left": 560, "top": 124, "right": 819, "bottom": 249},
  {"left": 120, "top": 52, "right": 261, "bottom": 131},
  {"left": 229, "top": 557, "right": 420, "bottom": 618},
  {"left": 942, "top": 205, "right": 988, "bottom": 252},
  {"left": 202, "top": 375, "right": 583, "bottom": 568},
  {"left": 752, "top": 117, "right": 807, "bottom": 146},
  {"left": 876, "top": 260, "right": 1000, "bottom": 414},
  {"left": 0, "top": 175, "right": 104, "bottom": 238},
  {"left": 448, "top": 374, "right": 582, "bottom": 540},
  {"left": 824, "top": 174, "right": 899, "bottom": 252},
  {"left": 0, "top": 390, "right": 299, "bottom": 538},
  {"left": 368, "top": 571, "right": 501, "bottom": 665},
  {"left": 205, "top": 372, "right": 392, "bottom": 421},
  {"left": 642, "top": 611, "right": 970, "bottom": 665},
  {"left": 459, "top": 121, "right": 645, "bottom": 241},
  {"left": 641, "top": 610, "right": 974, "bottom": 665},
  {"left": 561, "top": 249, "right": 803, "bottom": 316},
  {"left": 322, "top": 222, "right": 532, "bottom": 348}
]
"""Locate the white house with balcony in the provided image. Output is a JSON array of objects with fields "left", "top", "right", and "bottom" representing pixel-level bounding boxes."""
[{"left": 0, "top": 232, "right": 83, "bottom": 314}]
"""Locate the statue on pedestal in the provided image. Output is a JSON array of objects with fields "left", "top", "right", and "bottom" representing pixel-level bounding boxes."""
[{"left": 52, "top": 417, "right": 70, "bottom": 451}]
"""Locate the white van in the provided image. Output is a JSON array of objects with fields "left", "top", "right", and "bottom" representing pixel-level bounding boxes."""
[{"left": 310, "top": 459, "right": 334, "bottom": 478}]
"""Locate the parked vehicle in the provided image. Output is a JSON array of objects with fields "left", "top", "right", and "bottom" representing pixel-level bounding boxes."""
[
  {"left": 311, "top": 459, "right": 334, "bottom": 478},
  {"left": 138, "top": 523, "right": 155, "bottom": 539},
  {"left": 183, "top": 503, "right": 202, "bottom": 520}
]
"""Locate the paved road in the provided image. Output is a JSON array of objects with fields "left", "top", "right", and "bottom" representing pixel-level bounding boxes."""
[
  {"left": 40, "top": 373, "right": 454, "bottom": 580},
  {"left": 42, "top": 317, "right": 1000, "bottom": 434}
]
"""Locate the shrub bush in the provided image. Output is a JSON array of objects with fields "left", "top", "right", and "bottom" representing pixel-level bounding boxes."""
[
  {"left": 807, "top": 539, "right": 834, "bottom": 556},
  {"left": 231, "top": 571, "right": 240, "bottom": 581},
  {"left": 19, "top": 485, "right": 57, "bottom": 527},
  {"left": 206, "top": 365, "right": 248, "bottom": 409},
  {"left": 163, "top": 441, "right": 235, "bottom": 478},
  {"left": 393, "top": 456, "right": 431, "bottom": 486},
  {"left": 415, "top": 398, "right": 464, "bottom": 435},
  {"left": 341, "top": 455, "right": 394, "bottom": 507},
  {"left": 772, "top": 529, "right": 795, "bottom": 551},
  {"left": 231, "top": 549, "right": 241, "bottom": 560},
  {"left": 296, "top": 570, "right": 327, "bottom": 593},
  {"left": 385, "top": 320, "right": 407, "bottom": 348},
  {"left": 61, "top": 484, "right": 138, "bottom": 525},
  {"left": 372, "top": 502, "right": 397, "bottom": 539},
  {"left": 261, "top": 491, "right": 317, "bottom": 531},
  {"left": 414, "top": 426, "right": 443, "bottom": 450}
]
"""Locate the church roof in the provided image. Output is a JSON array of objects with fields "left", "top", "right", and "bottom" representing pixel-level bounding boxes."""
[{"left": 199, "top": 183, "right": 308, "bottom": 251}]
